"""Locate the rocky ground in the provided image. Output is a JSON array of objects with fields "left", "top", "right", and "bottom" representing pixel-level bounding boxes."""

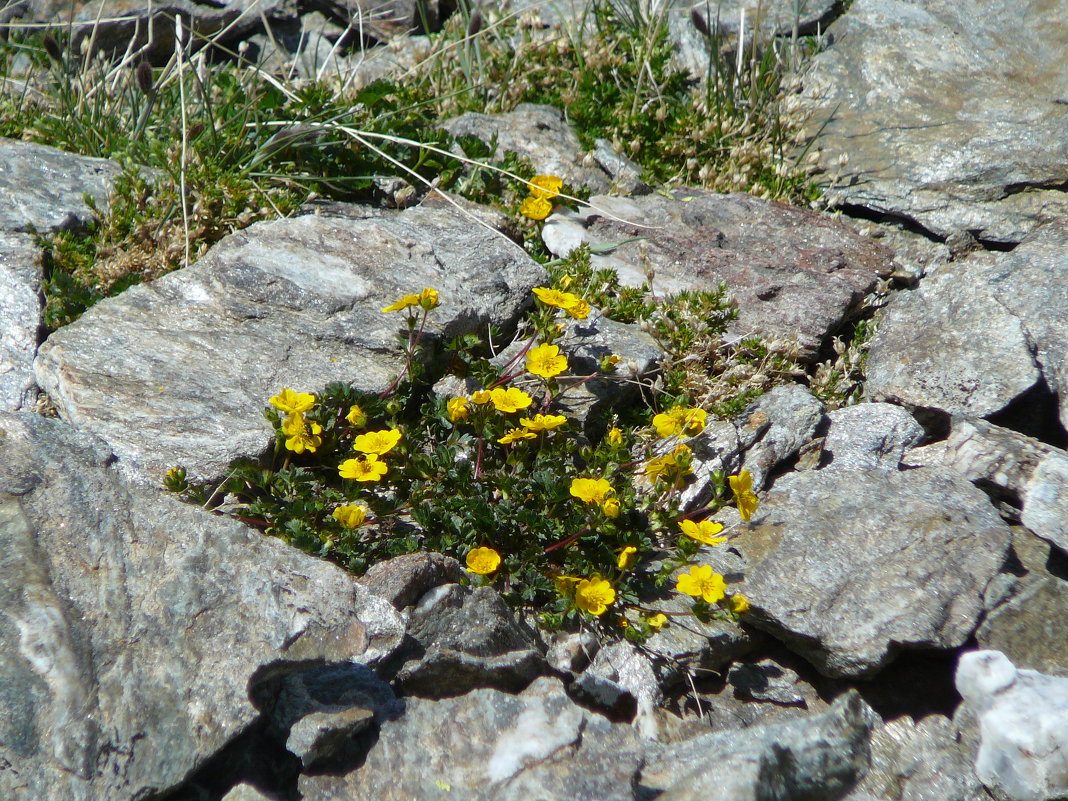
[{"left": 2, "top": 0, "right": 1068, "bottom": 800}]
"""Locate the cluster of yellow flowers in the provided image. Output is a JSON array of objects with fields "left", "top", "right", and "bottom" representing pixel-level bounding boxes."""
[
  {"left": 338, "top": 424, "right": 402, "bottom": 482},
  {"left": 519, "top": 174, "right": 564, "bottom": 221},
  {"left": 262, "top": 285, "right": 759, "bottom": 636},
  {"left": 532, "top": 285, "right": 590, "bottom": 319},
  {"left": 269, "top": 388, "right": 322, "bottom": 454}
]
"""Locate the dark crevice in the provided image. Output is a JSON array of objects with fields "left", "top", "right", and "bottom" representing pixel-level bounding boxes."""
[
  {"left": 1046, "top": 546, "right": 1068, "bottom": 581},
  {"left": 152, "top": 716, "right": 301, "bottom": 801},
  {"left": 841, "top": 643, "right": 966, "bottom": 721},
  {"left": 986, "top": 376, "right": 1068, "bottom": 449},
  {"left": 831, "top": 202, "right": 1022, "bottom": 253},
  {"left": 1002, "top": 177, "right": 1068, "bottom": 196},
  {"left": 832, "top": 202, "right": 947, "bottom": 243}
]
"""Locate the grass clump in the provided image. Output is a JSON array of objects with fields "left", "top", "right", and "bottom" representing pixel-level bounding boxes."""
[{"left": 168, "top": 281, "right": 759, "bottom": 635}]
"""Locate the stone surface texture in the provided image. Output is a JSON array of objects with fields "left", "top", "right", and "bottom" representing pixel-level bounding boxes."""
[
  {"left": 0, "top": 411, "right": 404, "bottom": 801},
  {"left": 442, "top": 104, "right": 613, "bottom": 193},
  {"left": 541, "top": 189, "right": 895, "bottom": 356},
  {"left": 956, "top": 650, "right": 1068, "bottom": 801},
  {"left": 978, "top": 578, "right": 1068, "bottom": 678},
  {"left": 299, "top": 679, "right": 875, "bottom": 801},
  {"left": 34, "top": 206, "right": 544, "bottom": 485},
  {"left": 797, "top": 0, "right": 1068, "bottom": 244},
  {"left": 735, "top": 468, "right": 1012, "bottom": 677},
  {"left": 819, "top": 402, "right": 925, "bottom": 472},
  {"left": 0, "top": 233, "right": 43, "bottom": 412}
]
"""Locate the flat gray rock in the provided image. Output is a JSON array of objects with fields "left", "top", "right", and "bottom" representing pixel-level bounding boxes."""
[
  {"left": 819, "top": 402, "right": 925, "bottom": 472},
  {"left": 0, "top": 412, "right": 404, "bottom": 801},
  {"left": 542, "top": 189, "right": 894, "bottom": 357},
  {"left": 734, "top": 468, "right": 1012, "bottom": 677},
  {"left": 866, "top": 256, "right": 1041, "bottom": 419},
  {"left": 738, "top": 384, "right": 825, "bottom": 489},
  {"left": 442, "top": 104, "right": 613, "bottom": 194},
  {"left": 797, "top": 0, "right": 1068, "bottom": 244},
  {"left": 34, "top": 206, "right": 544, "bottom": 485},
  {"left": 0, "top": 233, "right": 42, "bottom": 412},
  {"left": 0, "top": 138, "right": 120, "bottom": 234}
]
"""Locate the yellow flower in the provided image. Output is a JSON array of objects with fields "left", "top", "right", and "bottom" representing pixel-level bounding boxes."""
[
  {"left": 728, "top": 593, "right": 750, "bottom": 614},
  {"left": 679, "top": 519, "right": 727, "bottom": 546},
  {"left": 338, "top": 454, "right": 388, "bottom": 482},
  {"left": 602, "top": 497, "right": 620, "bottom": 518},
  {"left": 498, "top": 428, "right": 537, "bottom": 445},
  {"left": 470, "top": 389, "right": 492, "bottom": 405},
  {"left": 616, "top": 546, "right": 638, "bottom": 570},
  {"left": 270, "top": 387, "right": 316, "bottom": 414},
  {"left": 530, "top": 174, "right": 564, "bottom": 200},
  {"left": 570, "top": 477, "right": 613, "bottom": 505},
  {"left": 574, "top": 578, "right": 615, "bottom": 616},
  {"left": 531, "top": 287, "right": 589, "bottom": 318},
  {"left": 381, "top": 293, "right": 420, "bottom": 313},
  {"left": 345, "top": 404, "right": 367, "bottom": 427},
  {"left": 447, "top": 396, "right": 470, "bottom": 422},
  {"left": 652, "top": 406, "right": 707, "bottom": 438},
  {"left": 676, "top": 565, "right": 727, "bottom": 604},
  {"left": 563, "top": 298, "right": 590, "bottom": 319},
  {"left": 353, "top": 428, "right": 402, "bottom": 456},
  {"left": 519, "top": 413, "right": 567, "bottom": 432},
  {"left": 466, "top": 546, "right": 501, "bottom": 575},
  {"left": 520, "top": 195, "right": 553, "bottom": 220},
  {"left": 607, "top": 427, "right": 623, "bottom": 446},
  {"left": 490, "top": 386, "right": 533, "bottom": 413},
  {"left": 646, "top": 612, "right": 668, "bottom": 631},
  {"left": 418, "top": 287, "right": 439, "bottom": 311},
  {"left": 332, "top": 504, "right": 368, "bottom": 528},
  {"left": 282, "top": 413, "right": 322, "bottom": 454},
  {"left": 526, "top": 343, "right": 568, "bottom": 379},
  {"left": 729, "top": 470, "right": 759, "bottom": 521}
]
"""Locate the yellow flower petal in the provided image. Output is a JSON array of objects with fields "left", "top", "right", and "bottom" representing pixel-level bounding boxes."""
[
  {"left": 679, "top": 519, "right": 727, "bottom": 546},
  {"left": 353, "top": 428, "right": 402, "bottom": 456},
  {"left": 520, "top": 195, "right": 553, "bottom": 220},
  {"left": 270, "top": 387, "right": 316, "bottom": 414},
  {"left": 466, "top": 546, "right": 501, "bottom": 575},
  {"left": 574, "top": 578, "right": 615, "bottom": 615},
  {"left": 529, "top": 174, "right": 564, "bottom": 200},
  {"left": 489, "top": 386, "right": 533, "bottom": 413},
  {"left": 526, "top": 343, "right": 568, "bottom": 379},
  {"left": 332, "top": 504, "right": 368, "bottom": 528}
]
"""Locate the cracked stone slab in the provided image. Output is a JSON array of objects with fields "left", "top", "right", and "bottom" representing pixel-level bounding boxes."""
[
  {"left": 733, "top": 468, "right": 1012, "bottom": 678},
  {"left": 0, "top": 138, "right": 120, "bottom": 234},
  {"left": 867, "top": 218, "right": 1068, "bottom": 432},
  {"left": 34, "top": 205, "right": 544, "bottom": 485},
  {"left": 0, "top": 411, "right": 404, "bottom": 801},
  {"left": 797, "top": 0, "right": 1068, "bottom": 244},
  {"left": 542, "top": 189, "right": 894, "bottom": 357}
]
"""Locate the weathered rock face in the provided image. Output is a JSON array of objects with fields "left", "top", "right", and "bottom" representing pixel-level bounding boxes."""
[
  {"left": 868, "top": 218, "right": 1068, "bottom": 433},
  {"left": 957, "top": 650, "right": 1068, "bottom": 801},
  {"left": 0, "top": 138, "right": 121, "bottom": 234},
  {"left": 542, "top": 189, "right": 895, "bottom": 356},
  {"left": 845, "top": 713, "right": 987, "bottom": 801},
  {"left": 442, "top": 104, "right": 614, "bottom": 194},
  {"left": 34, "top": 206, "right": 544, "bottom": 485},
  {"left": 735, "top": 468, "right": 1012, "bottom": 677},
  {"left": 819, "top": 402, "right": 925, "bottom": 472},
  {"left": 299, "top": 678, "right": 875, "bottom": 801},
  {"left": 978, "top": 578, "right": 1068, "bottom": 679},
  {"left": 0, "top": 411, "right": 405, "bottom": 801},
  {"left": 903, "top": 418, "right": 1068, "bottom": 554},
  {"left": 0, "top": 233, "right": 43, "bottom": 413},
  {"left": 797, "top": 0, "right": 1068, "bottom": 244},
  {"left": 0, "top": 141, "right": 122, "bottom": 414}
]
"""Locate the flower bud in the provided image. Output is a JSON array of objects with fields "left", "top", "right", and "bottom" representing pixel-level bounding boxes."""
[
  {"left": 467, "top": 9, "right": 483, "bottom": 37},
  {"left": 136, "top": 60, "right": 154, "bottom": 96}
]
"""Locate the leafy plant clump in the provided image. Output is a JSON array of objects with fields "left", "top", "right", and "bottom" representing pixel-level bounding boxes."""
[{"left": 168, "top": 275, "right": 759, "bottom": 636}]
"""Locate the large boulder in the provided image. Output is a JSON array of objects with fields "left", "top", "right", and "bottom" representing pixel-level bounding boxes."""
[
  {"left": 797, "top": 0, "right": 1068, "bottom": 244},
  {"left": 0, "top": 411, "right": 404, "bottom": 801},
  {"left": 34, "top": 205, "right": 544, "bottom": 485}
]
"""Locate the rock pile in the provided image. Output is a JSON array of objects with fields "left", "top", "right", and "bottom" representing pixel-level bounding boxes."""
[{"left": 2, "top": 1, "right": 1068, "bottom": 800}]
